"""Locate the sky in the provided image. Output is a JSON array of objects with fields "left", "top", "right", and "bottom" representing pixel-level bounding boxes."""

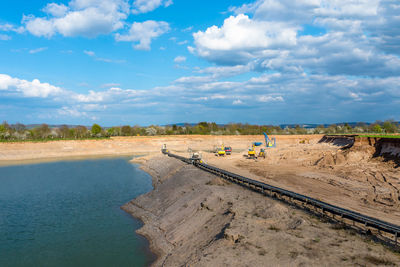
[{"left": 0, "top": 0, "right": 399, "bottom": 126}]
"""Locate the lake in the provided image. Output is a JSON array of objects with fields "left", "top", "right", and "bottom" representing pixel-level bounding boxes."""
[{"left": 0, "top": 157, "right": 155, "bottom": 267}]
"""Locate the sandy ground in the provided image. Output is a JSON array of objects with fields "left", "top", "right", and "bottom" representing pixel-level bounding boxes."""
[
  {"left": 0, "top": 135, "right": 317, "bottom": 164},
  {"left": 200, "top": 140, "right": 400, "bottom": 226},
  {"left": 124, "top": 155, "right": 400, "bottom": 266}
]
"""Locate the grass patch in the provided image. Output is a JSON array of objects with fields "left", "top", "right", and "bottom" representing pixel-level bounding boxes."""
[{"left": 358, "top": 135, "right": 400, "bottom": 138}]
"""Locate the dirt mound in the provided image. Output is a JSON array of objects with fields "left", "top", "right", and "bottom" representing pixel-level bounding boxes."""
[{"left": 314, "top": 145, "right": 375, "bottom": 167}]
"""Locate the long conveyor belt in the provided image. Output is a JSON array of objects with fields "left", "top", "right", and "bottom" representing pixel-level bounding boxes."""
[{"left": 163, "top": 150, "right": 400, "bottom": 248}]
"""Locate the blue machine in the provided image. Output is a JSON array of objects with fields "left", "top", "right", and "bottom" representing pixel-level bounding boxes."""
[{"left": 263, "top": 132, "right": 276, "bottom": 148}]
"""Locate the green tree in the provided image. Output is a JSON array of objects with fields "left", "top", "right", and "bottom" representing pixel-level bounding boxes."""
[
  {"left": 315, "top": 125, "right": 325, "bottom": 134},
  {"left": 344, "top": 123, "right": 352, "bottom": 133},
  {"left": 382, "top": 120, "right": 397, "bottom": 133},
  {"left": 0, "top": 124, "right": 6, "bottom": 133},
  {"left": 75, "top": 126, "right": 88, "bottom": 138},
  {"left": 31, "top": 124, "right": 51, "bottom": 139},
  {"left": 371, "top": 124, "right": 383, "bottom": 133},
  {"left": 91, "top": 124, "right": 102, "bottom": 136},
  {"left": 58, "top": 125, "right": 70, "bottom": 138},
  {"left": 13, "top": 123, "right": 26, "bottom": 133},
  {"left": 121, "top": 125, "right": 132, "bottom": 136}
]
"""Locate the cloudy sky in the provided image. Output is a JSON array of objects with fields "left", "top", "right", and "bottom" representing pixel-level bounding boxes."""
[{"left": 0, "top": 0, "right": 399, "bottom": 126}]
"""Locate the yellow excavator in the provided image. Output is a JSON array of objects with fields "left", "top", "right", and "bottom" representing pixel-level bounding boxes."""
[
  {"left": 247, "top": 142, "right": 261, "bottom": 159},
  {"left": 216, "top": 144, "right": 226, "bottom": 156}
]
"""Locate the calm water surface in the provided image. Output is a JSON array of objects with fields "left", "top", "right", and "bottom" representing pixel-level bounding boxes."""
[{"left": 0, "top": 157, "right": 155, "bottom": 267}]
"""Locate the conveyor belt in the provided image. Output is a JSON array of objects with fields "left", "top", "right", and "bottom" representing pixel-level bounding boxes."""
[{"left": 163, "top": 150, "right": 400, "bottom": 247}]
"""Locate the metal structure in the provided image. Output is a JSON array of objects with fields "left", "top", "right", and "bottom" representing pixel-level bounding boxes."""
[
  {"left": 263, "top": 132, "right": 276, "bottom": 148},
  {"left": 162, "top": 149, "right": 400, "bottom": 248}
]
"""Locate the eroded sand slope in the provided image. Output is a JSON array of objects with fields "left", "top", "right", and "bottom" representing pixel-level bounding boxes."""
[{"left": 124, "top": 155, "right": 400, "bottom": 266}]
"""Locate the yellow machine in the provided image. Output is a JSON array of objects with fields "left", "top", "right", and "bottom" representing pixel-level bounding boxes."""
[
  {"left": 248, "top": 144, "right": 257, "bottom": 159},
  {"left": 258, "top": 148, "right": 266, "bottom": 159},
  {"left": 162, "top": 144, "right": 169, "bottom": 153},
  {"left": 217, "top": 144, "right": 226, "bottom": 156}
]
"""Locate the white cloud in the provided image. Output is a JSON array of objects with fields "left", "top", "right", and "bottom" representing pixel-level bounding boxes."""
[
  {"left": 258, "top": 95, "right": 284, "bottom": 102},
  {"left": 182, "top": 26, "right": 193, "bottom": 32},
  {"left": 29, "top": 47, "right": 48, "bottom": 54},
  {"left": 0, "top": 23, "right": 25, "bottom": 34},
  {"left": 23, "top": 17, "right": 55, "bottom": 38},
  {"left": 43, "top": 3, "right": 69, "bottom": 17},
  {"left": 0, "top": 74, "right": 63, "bottom": 98},
  {"left": 115, "top": 20, "right": 170, "bottom": 50},
  {"left": 174, "top": 56, "right": 186, "bottom": 63},
  {"left": 23, "top": 0, "right": 129, "bottom": 38},
  {"left": 84, "top": 50, "right": 95, "bottom": 56},
  {"left": 192, "top": 14, "right": 298, "bottom": 65},
  {"left": 72, "top": 90, "right": 106, "bottom": 102},
  {"left": 191, "top": 0, "right": 400, "bottom": 78},
  {"left": 132, "top": 0, "right": 173, "bottom": 14},
  {"left": 58, "top": 106, "right": 87, "bottom": 117},
  {"left": 232, "top": 99, "right": 243, "bottom": 105}
]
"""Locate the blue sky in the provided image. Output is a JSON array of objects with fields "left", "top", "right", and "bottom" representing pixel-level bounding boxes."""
[{"left": 0, "top": 0, "right": 399, "bottom": 126}]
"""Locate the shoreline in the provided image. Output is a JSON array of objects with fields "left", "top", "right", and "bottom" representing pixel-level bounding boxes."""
[
  {"left": 122, "top": 154, "right": 400, "bottom": 266},
  {"left": 0, "top": 152, "right": 150, "bottom": 167}
]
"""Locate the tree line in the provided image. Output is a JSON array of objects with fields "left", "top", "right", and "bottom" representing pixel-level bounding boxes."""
[{"left": 0, "top": 120, "right": 399, "bottom": 141}]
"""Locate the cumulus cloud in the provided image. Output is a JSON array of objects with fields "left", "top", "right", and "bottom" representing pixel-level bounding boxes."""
[
  {"left": 42, "top": 3, "right": 69, "bottom": 17},
  {"left": 115, "top": 20, "right": 170, "bottom": 50},
  {"left": 191, "top": 0, "right": 400, "bottom": 79},
  {"left": 191, "top": 14, "right": 297, "bottom": 65},
  {"left": 0, "top": 74, "right": 63, "bottom": 98},
  {"left": 132, "top": 0, "right": 173, "bottom": 14},
  {"left": 1, "top": 70, "right": 399, "bottom": 124},
  {"left": 174, "top": 56, "right": 186, "bottom": 63},
  {"left": 23, "top": 0, "right": 129, "bottom": 38},
  {"left": 20, "top": 0, "right": 173, "bottom": 40}
]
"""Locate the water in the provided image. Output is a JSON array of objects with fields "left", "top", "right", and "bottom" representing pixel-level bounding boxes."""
[{"left": 0, "top": 157, "right": 155, "bottom": 267}]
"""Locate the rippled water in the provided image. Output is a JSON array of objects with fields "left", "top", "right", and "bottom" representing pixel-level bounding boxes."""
[{"left": 0, "top": 157, "right": 155, "bottom": 267}]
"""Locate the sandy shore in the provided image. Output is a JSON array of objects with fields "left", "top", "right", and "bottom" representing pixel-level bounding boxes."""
[{"left": 124, "top": 154, "right": 400, "bottom": 266}]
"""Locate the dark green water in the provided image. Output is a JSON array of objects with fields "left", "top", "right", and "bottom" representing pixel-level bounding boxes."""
[{"left": 0, "top": 157, "right": 155, "bottom": 267}]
